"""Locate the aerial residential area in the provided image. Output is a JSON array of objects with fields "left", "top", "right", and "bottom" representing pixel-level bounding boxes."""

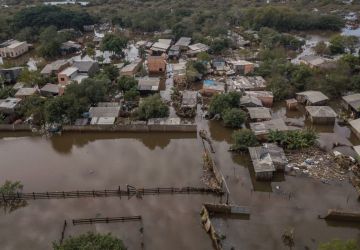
[{"left": 1, "top": 0, "right": 360, "bottom": 249}]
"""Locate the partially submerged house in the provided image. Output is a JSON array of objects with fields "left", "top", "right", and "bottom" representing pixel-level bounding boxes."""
[
  {"left": 0, "top": 39, "right": 29, "bottom": 58},
  {"left": 245, "top": 91, "right": 274, "bottom": 107},
  {"left": 168, "top": 45, "right": 180, "bottom": 60},
  {"left": 175, "top": 37, "right": 191, "bottom": 50},
  {"left": 137, "top": 77, "right": 161, "bottom": 93},
  {"left": 296, "top": 91, "right": 329, "bottom": 106},
  {"left": 89, "top": 104, "right": 120, "bottom": 125},
  {"left": 40, "top": 60, "right": 69, "bottom": 76},
  {"left": 201, "top": 80, "right": 225, "bottom": 96},
  {"left": 150, "top": 39, "right": 172, "bottom": 55},
  {"left": 0, "top": 97, "right": 21, "bottom": 114},
  {"left": 147, "top": 56, "right": 166, "bottom": 74},
  {"left": 14, "top": 87, "right": 38, "bottom": 99},
  {"left": 60, "top": 41, "right": 82, "bottom": 55},
  {"left": 181, "top": 90, "right": 198, "bottom": 109},
  {"left": 0, "top": 67, "right": 23, "bottom": 83},
  {"left": 187, "top": 43, "right": 209, "bottom": 57},
  {"left": 350, "top": 118, "right": 360, "bottom": 140},
  {"left": 250, "top": 118, "right": 289, "bottom": 139},
  {"left": 212, "top": 57, "right": 226, "bottom": 75},
  {"left": 249, "top": 143, "right": 287, "bottom": 181},
  {"left": 229, "top": 76, "right": 266, "bottom": 91},
  {"left": 40, "top": 83, "right": 60, "bottom": 97},
  {"left": 227, "top": 60, "right": 254, "bottom": 75},
  {"left": 120, "top": 59, "right": 143, "bottom": 76},
  {"left": 305, "top": 106, "right": 337, "bottom": 124},
  {"left": 342, "top": 93, "right": 360, "bottom": 117},
  {"left": 240, "top": 95, "right": 263, "bottom": 108},
  {"left": 247, "top": 107, "right": 272, "bottom": 122}
]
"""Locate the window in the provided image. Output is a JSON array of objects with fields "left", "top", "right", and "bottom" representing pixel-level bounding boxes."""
[{"left": 60, "top": 78, "right": 65, "bottom": 81}]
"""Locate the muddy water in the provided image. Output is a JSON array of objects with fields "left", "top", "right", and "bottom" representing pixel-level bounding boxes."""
[{"left": 0, "top": 116, "right": 360, "bottom": 249}]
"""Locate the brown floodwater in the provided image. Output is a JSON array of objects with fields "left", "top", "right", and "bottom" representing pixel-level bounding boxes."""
[{"left": 0, "top": 107, "right": 360, "bottom": 249}]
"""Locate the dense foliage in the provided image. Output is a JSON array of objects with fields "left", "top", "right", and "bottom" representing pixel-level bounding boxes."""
[
  {"left": 208, "top": 92, "right": 242, "bottom": 117},
  {"left": 231, "top": 129, "right": 258, "bottom": 151},
  {"left": 101, "top": 34, "right": 128, "bottom": 56},
  {"left": 222, "top": 108, "right": 246, "bottom": 128},
  {"left": 13, "top": 6, "right": 94, "bottom": 32},
  {"left": 137, "top": 94, "right": 169, "bottom": 120},
  {"left": 53, "top": 232, "right": 126, "bottom": 250},
  {"left": 268, "top": 129, "right": 318, "bottom": 150}
]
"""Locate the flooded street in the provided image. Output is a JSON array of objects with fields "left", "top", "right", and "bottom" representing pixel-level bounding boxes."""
[{"left": 0, "top": 116, "right": 360, "bottom": 249}]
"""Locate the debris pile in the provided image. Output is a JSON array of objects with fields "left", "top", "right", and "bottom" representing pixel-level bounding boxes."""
[
  {"left": 202, "top": 152, "right": 222, "bottom": 190},
  {"left": 285, "top": 147, "right": 358, "bottom": 182}
]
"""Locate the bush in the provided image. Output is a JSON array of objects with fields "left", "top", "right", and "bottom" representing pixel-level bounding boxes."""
[
  {"left": 268, "top": 129, "right": 317, "bottom": 150},
  {"left": 318, "top": 239, "right": 358, "bottom": 250},
  {"left": 222, "top": 108, "right": 246, "bottom": 128},
  {"left": 137, "top": 94, "right": 169, "bottom": 120},
  {"left": 231, "top": 129, "right": 258, "bottom": 151},
  {"left": 53, "top": 232, "right": 126, "bottom": 250}
]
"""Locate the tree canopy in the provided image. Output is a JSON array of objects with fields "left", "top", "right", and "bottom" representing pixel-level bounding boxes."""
[{"left": 137, "top": 94, "right": 169, "bottom": 120}]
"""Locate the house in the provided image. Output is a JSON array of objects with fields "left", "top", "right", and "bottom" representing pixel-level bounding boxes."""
[
  {"left": 89, "top": 104, "right": 120, "bottom": 125},
  {"left": 40, "top": 60, "right": 70, "bottom": 76},
  {"left": 181, "top": 91, "right": 198, "bottom": 109},
  {"left": 298, "top": 55, "right": 336, "bottom": 69},
  {"left": 175, "top": 37, "right": 192, "bottom": 50},
  {"left": 187, "top": 43, "right": 209, "bottom": 56},
  {"left": 296, "top": 91, "right": 329, "bottom": 106},
  {"left": 342, "top": 93, "right": 360, "bottom": 117},
  {"left": 60, "top": 41, "right": 82, "bottom": 55},
  {"left": 0, "top": 67, "right": 23, "bottom": 83},
  {"left": 0, "top": 97, "right": 21, "bottom": 114},
  {"left": 305, "top": 106, "right": 337, "bottom": 124},
  {"left": 240, "top": 95, "right": 263, "bottom": 108},
  {"left": 58, "top": 67, "right": 79, "bottom": 85},
  {"left": 227, "top": 60, "right": 254, "bottom": 75},
  {"left": 350, "top": 118, "right": 360, "bottom": 140},
  {"left": 172, "top": 62, "right": 187, "bottom": 85},
  {"left": 212, "top": 57, "right": 226, "bottom": 75},
  {"left": 250, "top": 118, "right": 289, "bottom": 139},
  {"left": 168, "top": 45, "right": 180, "bottom": 60},
  {"left": 247, "top": 107, "right": 272, "bottom": 122},
  {"left": 245, "top": 91, "right": 274, "bottom": 107},
  {"left": 0, "top": 39, "right": 29, "bottom": 58},
  {"left": 249, "top": 143, "right": 287, "bottom": 181},
  {"left": 120, "top": 59, "right": 143, "bottom": 76},
  {"left": 14, "top": 87, "right": 38, "bottom": 99},
  {"left": 147, "top": 56, "right": 166, "bottom": 74},
  {"left": 201, "top": 80, "right": 225, "bottom": 96},
  {"left": 229, "top": 76, "right": 266, "bottom": 91},
  {"left": 137, "top": 77, "right": 161, "bottom": 93},
  {"left": 73, "top": 61, "right": 99, "bottom": 76},
  {"left": 40, "top": 83, "right": 60, "bottom": 97},
  {"left": 150, "top": 39, "right": 172, "bottom": 55}
]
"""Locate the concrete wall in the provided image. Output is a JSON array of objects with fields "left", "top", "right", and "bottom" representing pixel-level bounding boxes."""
[
  {"left": 62, "top": 124, "right": 197, "bottom": 133},
  {"left": 0, "top": 124, "right": 31, "bottom": 131}
]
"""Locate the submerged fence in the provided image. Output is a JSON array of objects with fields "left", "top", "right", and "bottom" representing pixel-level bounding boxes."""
[
  {"left": 1, "top": 185, "right": 223, "bottom": 202},
  {"left": 72, "top": 216, "right": 142, "bottom": 225}
]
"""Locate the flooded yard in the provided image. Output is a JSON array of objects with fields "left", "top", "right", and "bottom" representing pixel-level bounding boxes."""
[{"left": 0, "top": 117, "right": 359, "bottom": 249}]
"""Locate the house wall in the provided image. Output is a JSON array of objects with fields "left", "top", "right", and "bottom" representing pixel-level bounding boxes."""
[
  {"left": 255, "top": 171, "right": 273, "bottom": 181},
  {"left": 58, "top": 74, "right": 70, "bottom": 86},
  {"left": 0, "top": 43, "right": 28, "bottom": 58},
  {"left": 309, "top": 116, "right": 336, "bottom": 125}
]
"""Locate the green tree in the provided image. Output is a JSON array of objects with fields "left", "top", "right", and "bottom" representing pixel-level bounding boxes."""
[
  {"left": 230, "top": 129, "right": 258, "bottom": 151},
  {"left": 103, "top": 65, "right": 120, "bottom": 81},
  {"left": 318, "top": 239, "right": 358, "bottom": 250},
  {"left": 137, "top": 94, "right": 169, "bottom": 120},
  {"left": 53, "top": 232, "right": 126, "bottom": 250},
  {"left": 124, "top": 87, "right": 140, "bottom": 101},
  {"left": 117, "top": 76, "right": 138, "bottom": 92},
  {"left": 197, "top": 52, "right": 211, "bottom": 62},
  {"left": 18, "top": 96, "right": 46, "bottom": 125},
  {"left": 222, "top": 108, "right": 246, "bottom": 128},
  {"left": 314, "top": 41, "right": 330, "bottom": 56},
  {"left": 37, "top": 26, "right": 63, "bottom": 59},
  {"left": 208, "top": 92, "right": 242, "bottom": 116},
  {"left": 0, "top": 86, "right": 15, "bottom": 99},
  {"left": 329, "top": 35, "right": 345, "bottom": 55},
  {"left": 18, "top": 69, "right": 46, "bottom": 87},
  {"left": 101, "top": 34, "right": 128, "bottom": 56}
]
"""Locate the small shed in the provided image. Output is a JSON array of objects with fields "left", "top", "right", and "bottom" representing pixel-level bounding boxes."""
[
  {"left": 175, "top": 37, "right": 192, "bottom": 50},
  {"left": 120, "top": 59, "right": 143, "bottom": 76},
  {"left": 15, "top": 87, "right": 38, "bottom": 99},
  {"left": 296, "top": 91, "right": 329, "bottom": 106},
  {"left": 40, "top": 83, "right": 60, "bottom": 97},
  {"left": 229, "top": 76, "right": 266, "bottom": 91},
  {"left": 342, "top": 93, "right": 360, "bottom": 117},
  {"left": 0, "top": 97, "right": 22, "bottom": 114},
  {"left": 168, "top": 45, "right": 180, "bottom": 60},
  {"left": 305, "top": 106, "right": 337, "bottom": 124},
  {"left": 245, "top": 91, "right": 274, "bottom": 107},
  {"left": 227, "top": 60, "right": 254, "bottom": 75},
  {"left": 247, "top": 107, "right": 271, "bottom": 122},
  {"left": 137, "top": 77, "right": 161, "bottom": 93},
  {"left": 181, "top": 91, "right": 198, "bottom": 109}
]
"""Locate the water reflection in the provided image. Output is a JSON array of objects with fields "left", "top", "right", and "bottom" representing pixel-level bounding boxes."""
[{"left": 50, "top": 132, "right": 196, "bottom": 154}]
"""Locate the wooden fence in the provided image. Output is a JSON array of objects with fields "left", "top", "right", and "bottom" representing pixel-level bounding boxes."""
[{"left": 72, "top": 216, "right": 142, "bottom": 225}]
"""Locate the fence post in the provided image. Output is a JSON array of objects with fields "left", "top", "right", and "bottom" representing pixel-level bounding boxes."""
[{"left": 33, "top": 192, "right": 35, "bottom": 200}]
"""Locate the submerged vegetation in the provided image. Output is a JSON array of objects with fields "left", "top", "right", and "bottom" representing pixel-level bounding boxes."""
[
  {"left": 230, "top": 129, "right": 258, "bottom": 151},
  {"left": 268, "top": 129, "right": 318, "bottom": 150}
]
